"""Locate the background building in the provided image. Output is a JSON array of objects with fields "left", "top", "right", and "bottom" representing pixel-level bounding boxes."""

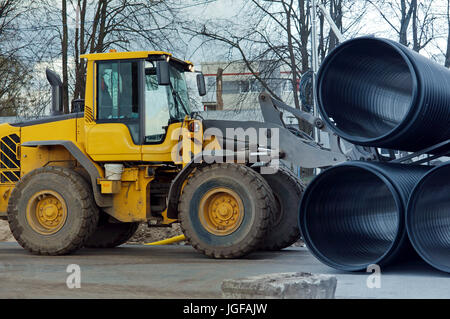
[{"left": 201, "top": 61, "right": 298, "bottom": 113}]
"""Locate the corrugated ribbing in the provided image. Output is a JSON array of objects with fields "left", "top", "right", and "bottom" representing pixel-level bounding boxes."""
[
  {"left": 407, "top": 163, "right": 450, "bottom": 273},
  {"left": 317, "top": 37, "right": 450, "bottom": 151},
  {"left": 299, "top": 161, "right": 430, "bottom": 271}
]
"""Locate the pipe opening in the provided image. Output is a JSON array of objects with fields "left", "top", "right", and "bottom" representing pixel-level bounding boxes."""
[
  {"left": 302, "top": 166, "right": 400, "bottom": 269},
  {"left": 408, "top": 166, "right": 450, "bottom": 272},
  {"left": 318, "top": 39, "right": 415, "bottom": 141}
]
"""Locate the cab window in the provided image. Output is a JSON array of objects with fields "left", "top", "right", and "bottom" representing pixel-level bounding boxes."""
[
  {"left": 97, "top": 60, "right": 140, "bottom": 142},
  {"left": 143, "top": 61, "right": 191, "bottom": 144}
]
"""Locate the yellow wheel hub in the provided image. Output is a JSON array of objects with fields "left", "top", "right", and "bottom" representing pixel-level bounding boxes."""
[
  {"left": 199, "top": 187, "right": 244, "bottom": 236},
  {"left": 26, "top": 190, "right": 67, "bottom": 235}
]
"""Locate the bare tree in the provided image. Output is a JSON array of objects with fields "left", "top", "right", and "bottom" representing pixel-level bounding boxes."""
[
  {"left": 0, "top": 0, "right": 18, "bottom": 36},
  {"left": 62, "top": 0, "right": 69, "bottom": 113},
  {"left": 400, "top": 0, "right": 416, "bottom": 45},
  {"left": 369, "top": 0, "right": 436, "bottom": 52},
  {"left": 183, "top": 0, "right": 310, "bottom": 111},
  {"left": 184, "top": 0, "right": 368, "bottom": 130},
  {"left": 216, "top": 67, "right": 224, "bottom": 110},
  {"left": 328, "top": 0, "right": 343, "bottom": 51},
  {"left": 0, "top": 0, "right": 30, "bottom": 115},
  {"left": 26, "top": 0, "right": 181, "bottom": 112},
  {"left": 368, "top": 0, "right": 414, "bottom": 45},
  {"left": 73, "top": 0, "right": 86, "bottom": 103},
  {"left": 70, "top": 0, "right": 181, "bottom": 101},
  {"left": 318, "top": 1, "right": 367, "bottom": 64}
]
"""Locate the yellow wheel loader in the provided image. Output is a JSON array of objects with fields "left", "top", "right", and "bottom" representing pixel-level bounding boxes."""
[{"left": 0, "top": 50, "right": 358, "bottom": 258}]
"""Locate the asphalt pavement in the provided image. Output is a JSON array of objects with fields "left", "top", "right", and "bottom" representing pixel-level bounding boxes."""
[{"left": 0, "top": 242, "right": 448, "bottom": 299}]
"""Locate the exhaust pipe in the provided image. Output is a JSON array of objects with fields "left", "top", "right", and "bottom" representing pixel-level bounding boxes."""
[
  {"left": 299, "top": 161, "right": 430, "bottom": 271},
  {"left": 317, "top": 37, "right": 450, "bottom": 151},
  {"left": 407, "top": 163, "right": 450, "bottom": 273},
  {"left": 46, "top": 68, "right": 63, "bottom": 116}
]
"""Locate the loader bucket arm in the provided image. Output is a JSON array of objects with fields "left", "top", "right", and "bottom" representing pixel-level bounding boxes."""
[
  {"left": 258, "top": 92, "right": 377, "bottom": 162},
  {"left": 201, "top": 118, "right": 347, "bottom": 169}
]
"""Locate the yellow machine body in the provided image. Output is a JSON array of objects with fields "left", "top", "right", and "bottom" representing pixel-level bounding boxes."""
[{"left": 0, "top": 50, "right": 206, "bottom": 225}]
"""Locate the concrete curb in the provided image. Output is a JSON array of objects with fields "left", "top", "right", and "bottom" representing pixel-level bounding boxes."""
[{"left": 221, "top": 272, "right": 337, "bottom": 299}]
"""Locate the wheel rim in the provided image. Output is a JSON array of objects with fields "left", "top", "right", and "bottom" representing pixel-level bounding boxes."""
[
  {"left": 199, "top": 187, "right": 244, "bottom": 236},
  {"left": 26, "top": 190, "right": 68, "bottom": 235}
]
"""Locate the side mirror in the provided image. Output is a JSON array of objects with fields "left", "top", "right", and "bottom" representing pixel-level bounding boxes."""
[
  {"left": 156, "top": 61, "right": 170, "bottom": 85},
  {"left": 197, "top": 73, "right": 206, "bottom": 96},
  {"left": 71, "top": 99, "right": 85, "bottom": 113}
]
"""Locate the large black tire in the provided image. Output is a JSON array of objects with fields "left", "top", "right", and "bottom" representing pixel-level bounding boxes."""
[
  {"left": 178, "top": 163, "right": 275, "bottom": 259},
  {"left": 7, "top": 166, "right": 99, "bottom": 255},
  {"left": 84, "top": 212, "right": 139, "bottom": 248},
  {"left": 260, "top": 166, "right": 305, "bottom": 250}
]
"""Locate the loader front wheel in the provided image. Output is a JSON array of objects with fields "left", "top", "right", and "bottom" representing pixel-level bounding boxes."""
[
  {"left": 178, "top": 163, "right": 274, "bottom": 259},
  {"left": 7, "top": 167, "right": 99, "bottom": 255},
  {"left": 85, "top": 212, "right": 139, "bottom": 248},
  {"left": 260, "top": 166, "right": 305, "bottom": 250}
]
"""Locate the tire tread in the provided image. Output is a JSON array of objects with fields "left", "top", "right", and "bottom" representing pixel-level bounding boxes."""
[
  {"left": 7, "top": 166, "right": 99, "bottom": 255},
  {"left": 178, "top": 163, "right": 276, "bottom": 259}
]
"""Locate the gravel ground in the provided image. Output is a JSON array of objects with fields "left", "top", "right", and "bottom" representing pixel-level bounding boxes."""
[
  {"left": 127, "top": 223, "right": 187, "bottom": 245},
  {"left": 0, "top": 220, "right": 14, "bottom": 242},
  {"left": 128, "top": 222, "right": 305, "bottom": 247},
  {"left": 0, "top": 219, "right": 187, "bottom": 245},
  {"left": 0, "top": 219, "right": 304, "bottom": 247}
]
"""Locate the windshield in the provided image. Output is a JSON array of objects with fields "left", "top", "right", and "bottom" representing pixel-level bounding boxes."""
[
  {"left": 144, "top": 61, "right": 190, "bottom": 144},
  {"left": 169, "top": 65, "right": 191, "bottom": 118}
]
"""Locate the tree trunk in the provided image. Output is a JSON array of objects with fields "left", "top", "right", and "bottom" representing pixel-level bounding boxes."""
[
  {"left": 284, "top": 0, "right": 300, "bottom": 111},
  {"left": 299, "top": 0, "right": 310, "bottom": 74},
  {"left": 216, "top": 68, "right": 224, "bottom": 110},
  {"left": 74, "top": 0, "right": 87, "bottom": 100},
  {"left": 399, "top": 0, "right": 414, "bottom": 46},
  {"left": 328, "top": 0, "right": 342, "bottom": 52},
  {"left": 62, "top": 0, "right": 69, "bottom": 113},
  {"left": 411, "top": 0, "right": 419, "bottom": 52},
  {"left": 318, "top": 0, "right": 326, "bottom": 62},
  {"left": 298, "top": 0, "right": 313, "bottom": 178}
]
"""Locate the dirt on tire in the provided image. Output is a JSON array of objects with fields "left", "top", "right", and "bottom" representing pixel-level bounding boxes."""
[
  {"left": 178, "top": 163, "right": 275, "bottom": 258},
  {"left": 260, "top": 166, "right": 306, "bottom": 250},
  {"left": 7, "top": 166, "right": 99, "bottom": 255}
]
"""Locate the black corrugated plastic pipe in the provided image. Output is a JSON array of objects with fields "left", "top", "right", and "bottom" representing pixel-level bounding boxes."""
[
  {"left": 299, "top": 161, "right": 431, "bottom": 271},
  {"left": 317, "top": 37, "right": 450, "bottom": 151},
  {"left": 407, "top": 163, "right": 450, "bottom": 273}
]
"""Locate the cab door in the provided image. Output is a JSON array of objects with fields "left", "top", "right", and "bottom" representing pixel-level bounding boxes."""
[
  {"left": 86, "top": 59, "right": 142, "bottom": 161},
  {"left": 141, "top": 61, "right": 182, "bottom": 163}
]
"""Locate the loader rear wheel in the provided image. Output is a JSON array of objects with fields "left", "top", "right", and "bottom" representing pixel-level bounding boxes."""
[
  {"left": 7, "top": 167, "right": 99, "bottom": 255},
  {"left": 178, "top": 163, "right": 275, "bottom": 259},
  {"left": 84, "top": 212, "right": 139, "bottom": 248},
  {"left": 260, "top": 166, "right": 305, "bottom": 250}
]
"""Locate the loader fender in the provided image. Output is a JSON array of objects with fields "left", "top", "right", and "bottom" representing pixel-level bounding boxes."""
[
  {"left": 166, "top": 154, "right": 203, "bottom": 219},
  {"left": 21, "top": 140, "right": 112, "bottom": 208}
]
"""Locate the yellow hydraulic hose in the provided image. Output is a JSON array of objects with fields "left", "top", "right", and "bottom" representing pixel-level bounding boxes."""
[{"left": 144, "top": 234, "right": 186, "bottom": 246}]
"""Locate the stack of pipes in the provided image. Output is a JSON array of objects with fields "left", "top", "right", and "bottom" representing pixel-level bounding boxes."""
[{"left": 300, "top": 37, "right": 450, "bottom": 273}]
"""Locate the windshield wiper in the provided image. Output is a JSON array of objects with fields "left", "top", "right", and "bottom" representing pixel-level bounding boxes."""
[{"left": 169, "top": 82, "right": 190, "bottom": 118}]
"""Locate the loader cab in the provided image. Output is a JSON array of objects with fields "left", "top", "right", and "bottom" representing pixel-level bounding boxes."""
[{"left": 82, "top": 51, "right": 205, "bottom": 162}]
